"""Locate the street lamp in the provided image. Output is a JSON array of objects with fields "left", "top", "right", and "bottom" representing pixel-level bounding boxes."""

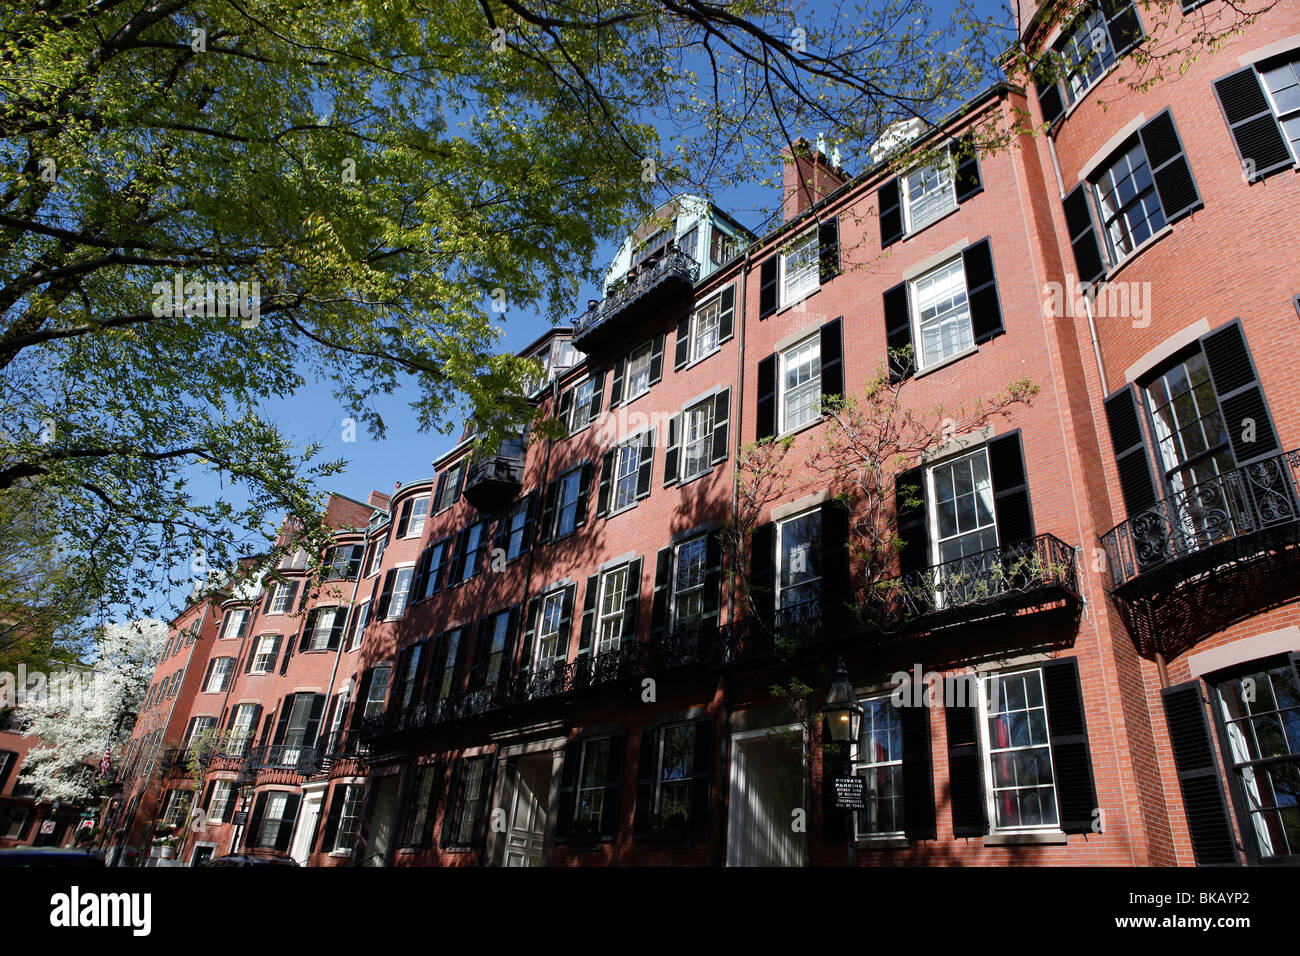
[{"left": 823, "top": 658, "right": 862, "bottom": 867}]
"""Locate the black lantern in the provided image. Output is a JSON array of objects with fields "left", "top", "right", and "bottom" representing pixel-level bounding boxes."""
[{"left": 823, "top": 658, "right": 863, "bottom": 743}]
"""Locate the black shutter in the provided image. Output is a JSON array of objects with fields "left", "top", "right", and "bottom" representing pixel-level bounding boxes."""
[
  {"left": 302, "top": 694, "right": 326, "bottom": 750},
  {"left": 819, "top": 318, "right": 844, "bottom": 405},
  {"left": 557, "top": 386, "right": 573, "bottom": 433},
  {"left": 674, "top": 313, "right": 691, "bottom": 370},
  {"left": 750, "top": 522, "right": 775, "bottom": 628},
  {"left": 199, "top": 659, "right": 215, "bottom": 692},
  {"left": 471, "top": 754, "right": 496, "bottom": 850},
  {"left": 609, "top": 358, "right": 626, "bottom": 406},
  {"left": 635, "top": 430, "right": 654, "bottom": 499},
  {"left": 298, "top": 609, "right": 317, "bottom": 652},
  {"left": 468, "top": 617, "right": 492, "bottom": 690},
  {"left": 758, "top": 255, "right": 778, "bottom": 319},
  {"left": 589, "top": 369, "right": 605, "bottom": 418},
  {"left": 599, "top": 734, "right": 626, "bottom": 839},
  {"left": 820, "top": 498, "right": 850, "bottom": 615},
  {"left": 988, "top": 430, "right": 1034, "bottom": 546},
  {"left": 272, "top": 695, "right": 295, "bottom": 746},
  {"left": 577, "top": 574, "right": 599, "bottom": 657},
  {"left": 319, "top": 785, "right": 344, "bottom": 852},
  {"left": 894, "top": 466, "right": 929, "bottom": 574},
  {"left": 632, "top": 728, "right": 657, "bottom": 837},
  {"left": 411, "top": 547, "right": 432, "bottom": 600},
  {"left": 448, "top": 529, "right": 468, "bottom": 584},
  {"left": 574, "top": 463, "right": 593, "bottom": 529},
  {"left": 664, "top": 414, "right": 681, "bottom": 486},
  {"left": 818, "top": 216, "right": 840, "bottom": 282},
  {"left": 1162, "top": 682, "right": 1239, "bottom": 865},
  {"left": 702, "top": 531, "right": 723, "bottom": 643},
  {"left": 245, "top": 792, "right": 267, "bottom": 849},
  {"left": 440, "top": 761, "right": 462, "bottom": 849},
  {"left": 648, "top": 332, "right": 666, "bottom": 385},
  {"left": 274, "top": 794, "right": 301, "bottom": 852},
  {"left": 1104, "top": 385, "right": 1159, "bottom": 515},
  {"left": 243, "top": 639, "right": 257, "bottom": 674},
  {"left": 1062, "top": 184, "right": 1106, "bottom": 285},
  {"left": 538, "top": 479, "right": 559, "bottom": 543},
  {"left": 519, "top": 597, "right": 541, "bottom": 676},
  {"left": 236, "top": 610, "right": 251, "bottom": 642},
  {"left": 345, "top": 544, "right": 363, "bottom": 578},
  {"left": 202, "top": 781, "right": 215, "bottom": 814},
  {"left": 900, "top": 699, "right": 936, "bottom": 840},
  {"left": 555, "top": 739, "right": 582, "bottom": 841},
  {"left": 327, "top": 609, "right": 346, "bottom": 650},
  {"left": 963, "top": 238, "right": 1004, "bottom": 344},
  {"left": 433, "top": 471, "right": 448, "bottom": 511},
  {"left": 595, "top": 450, "right": 615, "bottom": 517},
  {"left": 1139, "top": 110, "right": 1201, "bottom": 224},
  {"left": 711, "top": 390, "right": 730, "bottom": 465},
  {"left": 1041, "top": 658, "right": 1098, "bottom": 834},
  {"left": 649, "top": 546, "right": 672, "bottom": 642},
  {"left": 883, "top": 281, "right": 913, "bottom": 382},
  {"left": 1104, "top": 0, "right": 1143, "bottom": 56},
  {"left": 1034, "top": 56, "right": 1065, "bottom": 126},
  {"left": 620, "top": 557, "right": 642, "bottom": 644},
  {"left": 945, "top": 685, "right": 988, "bottom": 836},
  {"left": 558, "top": 583, "right": 577, "bottom": 658},
  {"left": 268, "top": 635, "right": 283, "bottom": 673},
  {"left": 756, "top": 353, "right": 777, "bottom": 441},
  {"left": 283, "top": 581, "right": 300, "bottom": 614},
  {"left": 688, "top": 718, "right": 713, "bottom": 838},
  {"left": 1214, "top": 67, "right": 1293, "bottom": 182},
  {"left": 878, "top": 177, "right": 904, "bottom": 247},
  {"left": 349, "top": 671, "right": 373, "bottom": 731},
  {"left": 374, "top": 570, "right": 396, "bottom": 620},
  {"left": 396, "top": 498, "right": 413, "bottom": 538},
  {"left": 1200, "top": 319, "right": 1280, "bottom": 464},
  {"left": 954, "top": 134, "right": 983, "bottom": 203},
  {"left": 718, "top": 285, "right": 735, "bottom": 344}
]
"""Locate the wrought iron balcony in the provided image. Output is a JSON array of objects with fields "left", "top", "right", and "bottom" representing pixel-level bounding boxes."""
[
  {"left": 1100, "top": 449, "right": 1300, "bottom": 657},
  {"left": 572, "top": 246, "right": 699, "bottom": 353},
  {"left": 242, "top": 743, "right": 321, "bottom": 776},
  {"left": 462, "top": 451, "right": 525, "bottom": 512}
]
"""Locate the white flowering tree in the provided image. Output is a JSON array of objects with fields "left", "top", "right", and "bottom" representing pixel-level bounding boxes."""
[{"left": 18, "top": 618, "right": 167, "bottom": 804}]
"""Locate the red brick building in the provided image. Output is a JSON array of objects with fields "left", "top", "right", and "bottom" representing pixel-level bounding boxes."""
[{"left": 118, "top": 0, "right": 1300, "bottom": 867}]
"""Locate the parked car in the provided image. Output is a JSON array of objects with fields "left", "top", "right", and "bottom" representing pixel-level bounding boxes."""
[
  {"left": 198, "top": 853, "right": 299, "bottom": 867},
  {"left": 0, "top": 847, "right": 106, "bottom": 867}
]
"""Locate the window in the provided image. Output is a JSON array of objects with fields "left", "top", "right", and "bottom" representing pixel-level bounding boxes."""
[
  {"left": 711, "top": 228, "right": 736, "bottom": 267},
  {"left": 386, "top": 567, "right": 414, "bottom": 619},
  {"left": 482, "top": 611, "right": 511, "bottom": 688},
  {"left": 1260, "top": 55, "right": 1300, "bottom": 161},
  {"left": 691, "top": 295, "right": 723, "bottom": 360},
  {"left": 0, "top": 750, "right": 16, "bottom": 792},
  {"left": 780, "top": 230, "right": 819, "bottom": 305},
  {"left": 656, "top": 722, "right": 695, "bottom": 827},
  {"left": 256, "top": 793, "right": 292, "bottom": 847},
  {"left": 221, "top": 608, "right": 247, "bottom": 639},
  {"left": 902, "top": 155, "right": 956, "bottom": 232},
  {"left": 671, "top": 536, "right": 708, "bottom": 632},
  {"left": 333, "top": 785, "right": 365, "bottom": 852},
  {"left": 1059, "top": 8, "right": 1115, "bottom": 104},
  {"left": 612, "top": 440, "right": 641, "bottom": 513},
  {"left": 324, "top": 543, "right": 363, "bottom": 580},
  {"left": 416, "top": 540, "right": 448, "bottom": 601},
  {"left": 533, "top": 590, "right": 567, "bottom": 670},
  {"left": 307, "top": 607, "right": 341, "bottom": 649},
  {"left": 399, "top": 496, "right": 429, "bottom": 538},
  {"left": 396, "top": 644, "right": 424, "bottom": 709},
  {"left": 278, "top": 694, "right": 319, "bottom": 762},
  {"left": 452, "top": 757, "right": 488, "bottom": 845},
  {"left": 1212, "top": 659, "right": 1300, "bottom": 860},
  {"left": 208, "top": 780, "right": 234, "bottom": 822},
  {"left": 347, "top": 601, "right": 369, "bottom": 651},
  {"left": 436, "top": 462, "right": 464, "bottom": 512},
  {"left": 852, "top": 697, "right": 905, "bottom": 837},
  {"left": 366, "top": 535, "right": 387, "bottom": 576},
  {"left": 204, "top": 658, "right": 234, "bottom": 694},
  {"left": 268, "top": 583, "right": 294, "bottom": 615},
  {"left": 979, "top": 669, "right": 1059, "bottom": 830},
  {"left": 185, "top": 716, "right": 216, "bottom": 746},
  {"left": 681, "top": 400, "right": 714, "bottom": 482},
  {"left": 779, "top": 335, "right": 821, "bottom": 433},
  {"left": 1092, "top": 138, "right": 1166, "bottom": 262},
  {"left": 455, "top": 524, "right": 485, "bottom": 584},
  {"left": 432, "top": 631, "right": 462, "bottom": 703},
  {"left": 553, "top": 468, "right": 584, "bottom": 539},
  {"left": 401, "top": 766, "right": 440, "bottom": 848},
  {"left": 576, "top": 737, "right": 611, "bottom": 830},
  {"left": 776, "top": 510, "right": 822, "bottom": 610},
  {"left": 597, "top": 566, "right": 629, "bottom": 654},
  {"left": 912, "top": 258, "right": 972, "bottom": 369},
  {"left": 1143, "top": 350, "right": 1233, "bottom": 496},
  {"left": 625, "top": 341, "right": 653, "bottom": 401},
  {"left": 633, "top": 229, "right": 669, "bottom": 265},
  {"left": 503, "top": 499, "right": 530, "bottom": 561},
  {"left": 928, "top": 448, "right": 998, "bottom": 565},
  {"left": 363, "top": 665, "right": 391, "bottom": 718},
  {"left": 678, "top": 226, "right": 698, "bottom": 261},
  {"left": 228, "top": 704, "right": 258, "bottom": 755},
  {"left": 569, "top": 378, "right": 597, "bottom": 433},
  {"left": 160, "top": 790, "right": 190, "bottom": 826}
]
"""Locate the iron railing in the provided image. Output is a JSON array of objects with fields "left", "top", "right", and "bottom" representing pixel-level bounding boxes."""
[
  {"left": 572, "top": 246, "right": 698, "bottom": 340},
  {"left": 1101, "top": 449, "right": 1300, "bottom": 589}
]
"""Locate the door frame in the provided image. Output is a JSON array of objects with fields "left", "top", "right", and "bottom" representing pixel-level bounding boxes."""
[
  {"left": 487, "top": 735, "right": 565, "bottom": 867},
  {"left": 727, "top": 723, "right": 808, "bottom": 867}
]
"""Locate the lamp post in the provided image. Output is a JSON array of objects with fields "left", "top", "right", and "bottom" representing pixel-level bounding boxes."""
[{"left": 823, "top": 658, "right": 863, "bottom": 867}]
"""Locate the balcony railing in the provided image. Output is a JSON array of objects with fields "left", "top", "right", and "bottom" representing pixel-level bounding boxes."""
[
  {"left": 462, "top": 452, "right": 526, "bottom": 512},
  {"left": 572, "top": 246, "right": 698, "bottom": 350},
  {"left": 1102, "top": 449, "right": 1300, "bottom": 590}
]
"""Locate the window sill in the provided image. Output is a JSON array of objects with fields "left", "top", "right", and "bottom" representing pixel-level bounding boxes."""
[
  {"left": 775, "top": 285, "right": 822, "bottom": 318},
  {"left": 902, "top": 201, "right": 961, "bottom": 242},
  {"left": 1102, "top": 222, "right": 1174, "bottom": 283},
  {"left": 914, "top": 343, "right": 979, "bottom": 379},
  {"left": 566, "top": 421, "right": 593, "bottom": 441},
  {"left": 604, "top": 500, "right": 642, "bottom": 522},
  {"left": 1054, "top": 60, "right": 1123, "bottom": 132},
  {"left": 679, "top": 345, "right": 721, "bottom": 373},
  {"left": 854, "top": 835, "right": 910, "bottom": 849},
  {"left": 675, "top": 464, "right": 718, "bottom": 489},
  {"left": 982, "top": 829, "right": 1068, "bottom": 847},
  {"left": 777, "top": 415, "right": 826, "bottom": 442},
  {"left": 328, "top": 849, "right": 351, "bottom": 858}
]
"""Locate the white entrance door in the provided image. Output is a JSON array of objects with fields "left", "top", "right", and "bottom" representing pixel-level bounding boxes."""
[
  {"left": 362, "top": 777, "right": 399, "bottom": 867},
  {"left": 290, "top": 791, "right": 322, "bottom": 866},
  {"left": 503, "top": 756, "right": 550, "bottom": 867},
  {"left": 727, "top": 727, "right": 807, "bottom": 867}
]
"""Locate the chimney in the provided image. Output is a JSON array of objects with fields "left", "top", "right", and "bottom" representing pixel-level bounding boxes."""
[
  {"left": 781, "top": 137, "right": 849, "bottom": 222},
  {"left": 367, "top": 489, "right": 391, "bottom": 511}
]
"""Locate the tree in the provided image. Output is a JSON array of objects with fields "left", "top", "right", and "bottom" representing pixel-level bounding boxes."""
[
  {"left": 0, "top": 0, "right": 1269, "bottom": 627},
  {"left": 17, "top": 618, "right": 166, "bottom": 804}
]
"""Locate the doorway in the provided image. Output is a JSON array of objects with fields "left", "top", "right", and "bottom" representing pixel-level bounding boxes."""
[
  {"left": 290, "top": 790, "right": 323, "bottom": 866},
  {"left": 360, "top": 776, "right": 399, "bottom": 867},
  {"left": 501, "top": 753, "right": 552, "bottom": 867},
  {"left": 726, "top": 726, "right": 807, "bottom": 866}
]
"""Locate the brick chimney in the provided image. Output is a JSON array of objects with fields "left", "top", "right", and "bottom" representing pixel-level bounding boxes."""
[
  {"left": 367, "top": 489, "right": 391, "bottom": 511},
  {"left": 781, "top": 137, "right": 849, "bottom": 222}
]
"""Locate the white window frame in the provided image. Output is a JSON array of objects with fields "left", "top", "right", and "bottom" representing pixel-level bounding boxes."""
[
  {"left": 403, "top": 496, "right": 430, "bottom": 538},
  {"left": 570, "top": 378, "right": 597, "bottom": 433},
  {"left": 204, "top": 658, "right": 234, "bottom": 694},
  {"left": 596, "top": 565, "right": 629, "bottom": 655},
  {"left": 347, "top": 601, "right": 369, "bottom": 651},
  {"left": 366, "top": 535, "right": 387, "bottom": 577},
  {"left": 681, "top": 400, "right": 714, "bottom": 482},
  {"left": 1260, "top": 55, "right": 1300, "bottom": 164},
  {"left": 208, "top": 780, "right": 234, "bottom": 821},
  {"left": 436, "top": 463, "right": 464, "bottom": 513},
  {"left": 1058, "top": 8, "right": 1116, "bottom": 106},
  {"left": 851, "top": 695, "right": 906, "bottom": 839},
  {"left": 221, "top": 608, "right": 246, "bottom": 640},
  {"left": 363, "top": 665, "right": 392, "bottom": 718},
  {"left": 654, "top": 721, "right": 695, "bottom": 824},
  {"left": 185, "top": 716, "right": 216, "bottom": 747},
  {"left": 612, "top": 440, "right": 641, "bottom": 513},
  {"left": 775, "top": 509, "right": 821, "bottom": 611},
  {"left": 1091, "top": 138, "right": 1166, "bottom": 266},
  {"left": 307, "top": 607, "right": 340, "bottom": 650},
  {"left": 268, "top": 583, "right": 293, "bottom": 616},
  {"left": 910, "top": 257, "right": 974, "bottom": 371},
  {"left": 670, "top": 536, "right": 708, "bottom": 631},
  {"left": 778, "top": 334, "right": 822, "bottom": 435},
  {"left": 333, "top": 784, "right": 365, "bottom": 852},
  {"left": 925, "top": 446, "right": 998, "bottom": 568},
  {"left": 257, "top": 792, "right": 290, "bottom": 847},
  {"left": 228, "top": 704, "right": 258, "bottom": 754},
  {"left": 690, "top": 293, "right": 724, "bottom": 361},
  {"left": 901, "top": 150, "right": 957, "bottom": 233},
  {"left": 625, "top": 341, "right": 654, "bottom": 401},
  {"left": 249, "top": 634, "right": 277, "bottom": 674},
  {"left": 533, "top": 589, "right": 567, "bottom": 669},
  {"left": 976, "top": 668, "right": 1061, "bottom": 833},
  {"left": 386, "top": 566, "right": 415, "bottom": 620},
  {"left": 779, "top": 229, "right": 820, "bottom": 308},
  {"left": 574, "top": 736, "right": 611, "bottom": 829},
  {"left": 553, "top": 469, "right": 583, "bottom": 539}
]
